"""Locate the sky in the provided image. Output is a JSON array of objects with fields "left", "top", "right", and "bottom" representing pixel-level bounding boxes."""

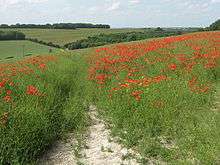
[{"left": 0, "top": 0, "right": 219, "bottom": 28}]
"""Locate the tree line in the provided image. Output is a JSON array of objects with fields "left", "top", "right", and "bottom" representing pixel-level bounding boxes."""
[
  {"left": 207, "top": 19, "right": 220, "bottom": 31},
  {"left": 64, "top": 30, "right": 183, "bottom": 50},
  {"left": 196, "top": 19, "right": 220, "bottom": 31},
  {"left": 0, "top": 31, "right": 25, "bottom": 40},
  {"left": 26, "top": 38, "right": 62, "bottom": 48},
  {"left": 0, "top": 23, "right": 110, "bottom": 29}
]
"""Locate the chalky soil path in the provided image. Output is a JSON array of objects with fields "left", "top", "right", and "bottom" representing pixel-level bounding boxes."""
[
  {"left": 39, "top": 105, "right": 140, "bottom": 165},
  {"left": 38, "top": 133, "right": 77, "bottom": 165},
  {"left": 80, "top": 105, "right": 139, "bottom": 165},
  {"left": 212, "top": 85, "right": 220, "bottom": 112}
]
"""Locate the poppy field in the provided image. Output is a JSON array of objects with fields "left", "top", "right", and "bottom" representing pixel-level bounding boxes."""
[
  {"left": 0, "top": 31, "right": 219, "bottom": 164},
  {"left": 88, "top": 32, "right": 220, "bottom": 163},
  {"left": 0, "top": 54, "right": 88, "bottom": 164}
]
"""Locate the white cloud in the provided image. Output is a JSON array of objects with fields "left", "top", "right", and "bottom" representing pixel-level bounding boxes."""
[
  {"left": 211, "top": 0, "right": 220, "bottom": 3},
  {"left": 0, "top": 0, "right": 48, "bottom": 8},
  {"left": 107, "top": 1, "right": 121, "bottom": 11},
  {"left": 129, "top": 0, "right": 140, "bottom": 4}
]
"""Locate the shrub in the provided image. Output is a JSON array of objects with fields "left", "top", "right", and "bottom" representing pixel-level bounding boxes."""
[
  {"left": 0, "top": 31, "right": 25, "bottom": 40},
  {"left": 64, "top": 30, "right": 183, "bottom": 50}
]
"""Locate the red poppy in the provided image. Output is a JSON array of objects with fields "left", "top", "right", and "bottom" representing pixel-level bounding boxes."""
[
  {"left": 26, "top": 85, "right": 39, "bottom": 96},
  {"left": 0, "top": 81, "right": 6, "bottom": 88},
  {"left": 3, "top": 96, "right": 11, "bottom": 102},
  {"left": 6, "top": 90, "right": 12, "bottom": 95},
  {"left": 39, "top": 63, "right": 46, "bottom": 70},
  {"left": 168, "top": 63, "right": 177, "bottom": 71},
  {"left": 131, "top": 90, "right": 143, "bottom": 101}
]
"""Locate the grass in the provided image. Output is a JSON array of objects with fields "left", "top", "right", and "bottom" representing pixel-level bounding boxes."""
[
  {"left": 0, "top": 40, "right": 59, "bottom": 60},
  {"left": 1, "top": 28, "right": 146, "bottom": 46},
  {"left": 0, "top": 54, "right": 90, "bottom": 164},
  {"left": 0, "top": 32, "right": 219, "bottom": 164},
  {"left": 87, "top": 32, "right": 220, "bottom": 164}
]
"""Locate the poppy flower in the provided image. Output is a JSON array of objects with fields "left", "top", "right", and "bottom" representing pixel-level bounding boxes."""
[
  {"left": 168, "top": 63, "right": 177, "bottom": 71},
  {"left": 6, "top": 90, "right": 12, "bottom": 95},
  {"left": 3, "top": 96, "right": 11, "bottom": 102},
  {"left": 26, "top": 85, "right": 39, "bottom": 96}
]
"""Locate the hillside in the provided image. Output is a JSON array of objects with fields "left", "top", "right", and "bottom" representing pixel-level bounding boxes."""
[
  {"left": 1, "top": 28, "right": 146, "bottom": 46},
  {"left": 0, "top": 32, "right": 219, "bottom": 164},
  {"left": 208, "top": 19, "right": 220, "bottom": 31},
  {"left": 0, "top": 40, "right": 58, "bottom": 60}
]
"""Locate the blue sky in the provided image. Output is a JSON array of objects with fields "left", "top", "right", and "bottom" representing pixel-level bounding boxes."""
[{"left": 0, "top": 0, "right": 219, "bottom": 28}]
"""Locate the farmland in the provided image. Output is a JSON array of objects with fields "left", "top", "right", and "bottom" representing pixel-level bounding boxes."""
[
  {"left": 0, "top": 40, "right": 58, "bottom": 60},
  {"left": 0, "top": 31, "right": 219, "bottom": 164},
  {"left": 1, "top": 28, "right": 146, "bottom": 46}
]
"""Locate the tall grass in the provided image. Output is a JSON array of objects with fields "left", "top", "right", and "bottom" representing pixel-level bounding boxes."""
[
  {"left": 88, "top": 32, "right": 220, "bottom": 164},
  {"left": 0, "top": 54, "right": 88, "bottom": 164}
]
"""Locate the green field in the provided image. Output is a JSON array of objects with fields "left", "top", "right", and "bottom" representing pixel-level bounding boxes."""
[
  {"left": 1, "top": 28, "right": 146, "bottom": 46},
  {"left": 0, "top": 40, "right": 58, "bottom": 59}
]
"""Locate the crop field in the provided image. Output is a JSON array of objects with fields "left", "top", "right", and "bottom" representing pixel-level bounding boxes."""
[
  {"left": 1, "top": 28, "right": 146, "bottom": 46},
  {"left": 0, "top": 32, "right": 219, "bottom": 164},
  {"left": 0, "top": 40, "right": 58, "bottom": 60}
]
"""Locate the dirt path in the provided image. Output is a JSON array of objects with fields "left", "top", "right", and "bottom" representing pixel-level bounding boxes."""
[
  {"left": 38, "top": 133, "right": 77, "bottom": 165},
  {"left": 39, "top": 105, "right": 140, "bottom": 165},
  {"left": 212, "top": 85, "right": 220, "bottom": 112},
  {"left": 79, "top": 105, "right": 140, "bottom": 165}
]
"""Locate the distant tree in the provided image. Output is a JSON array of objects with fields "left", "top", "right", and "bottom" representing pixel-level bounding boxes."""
[
  {"left": 197, "top": 28, "right": 205, "bottom": 32},
  {"left": 0, "top": 24, "right": 9, "bottom": 28},
  {"left": 0, "top": 23, "right": 111, "bottom": 29},
  {"left": 208, "top": 19, "right": 220, "bottom": 31},
  {"left": 155, "top": 27, "right": 164, "bottom": 31},
  {"left": 64, "top": 30, "right": 183, "bottom": 50},
  {"left": 0, "top": 31, "right": 25, "bottom": 40}
]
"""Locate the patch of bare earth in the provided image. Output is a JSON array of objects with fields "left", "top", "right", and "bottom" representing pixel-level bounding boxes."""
[
  {"left": 79, "top": 105, "right": 140, "bottom": 165},
  {"left": 39, "top": 105, "right": 141, "bottom": 165},
  {"left": 38, "top": 133, "right": 77, "bottom": 165},
  {"left": 212, "top": 86, "right": 220, "bottom": 112}
]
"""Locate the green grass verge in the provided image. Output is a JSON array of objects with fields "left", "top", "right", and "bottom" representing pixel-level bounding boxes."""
[{"left": 0, "top": 40, "right": 59, "bottom": 60}]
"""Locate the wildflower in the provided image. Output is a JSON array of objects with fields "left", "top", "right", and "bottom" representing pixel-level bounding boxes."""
[
  {"left": 131, "top": 90, "right": 143, "bottom": 101},
  {"left": 9, "top": 82, "right": 14, "bottom": 86},
  {"left": 3, "top": 96, "right": 11, "bottom": 102},
  {"left": 26, "top": 85, "right": 39, "bottom": 96},
  {"left": 188, "top": 77, "right": 197, "bottom": 87},
  {"left": 204, "top": 61, "right": 216, "bottom": 69},
  {"left": 39, "top": 63, "right": 46, "bottom": 70},
  {"left": 199, "top": 86, "right": 210, "bottom": 93},
  {"left": 111, "top": 87, "right": 120, "bottom": 91},
  {"left": 96, "top": 74, "right": 107, "bottom": 82},
  {"left": 202, "top": 54, "right": 209, "bottom": 58},
  {"left": 6, "top": 90, "right": 12, "bottom": 95},
  {"left": 120, "top": 83, "right": 129, "bottom": 88},
  {"left": 0, "top": 81, "right": 6, "bottom": 88},
  {"left": 153, "top": 75, "right": 167, "bottom": 83},
  {"left": 168, "top": 63, "right": 177, "bottom": 71},
  {"left": 126, "top": 79, "right": 139, "bottom": 84}
]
